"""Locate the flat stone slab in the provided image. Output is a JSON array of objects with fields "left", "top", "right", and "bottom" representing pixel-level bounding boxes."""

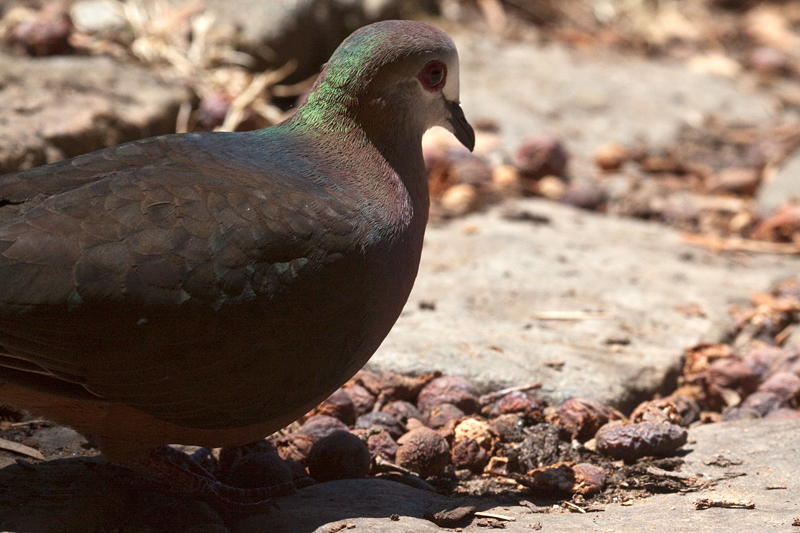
[
  {"left": 757, "top": 145, "right": 800, "bottom": 213},
  {"left": 369, "top": 198, "right": 800, "bottom": 410},
  {"left": 454, "top": 33, "right": 775, "bottom": 174},
  {"left": 0, "top": 53, "right": 188, "bottom": 174}
]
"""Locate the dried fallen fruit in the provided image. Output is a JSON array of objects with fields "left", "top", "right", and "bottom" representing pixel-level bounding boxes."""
[
  {"left": 553, "top": 397, "right": 618, "bottom": 442},
  {"left": 595, "top": 421, "right": 687, "bottom": 461},
  {"left": 441, "top": 183, "right": 481, "bottom": 216},
  {"left": 225, "top": 451, "right": 294, "bottom": 489},
  {"left": 296, "top": 415, "right": 350, "bottom": 442},
  {"left": 382, "top": 400, "right": 423, "bottom": 424},
  {"left": 492, "top": 164, "right": 521, "bottom": 196},
  {"left": 10, "top": 4, "right": 73, "bottom": 56},
  {"left": 526, "top": 462, "right": 576, "bottom": 493},
  {"left": 488, "top": 391, "right": 544, "bottom": 421},
  {"left": 366, "top": 429, "right": 399, "bottom": 460},
  {"left": 307, "top": 430, "right": 371, "bottom": 482},
  {"left": 342, "top": 384, "right": 377, "bottom": 416},
  {"left": 423, "top": 403, "right": 465, "bottom": 430},
  {"left": 489, "top": 414, "right": 527, "bottom": 443},
  {"left": 314, "top": 388, "right": 357, "bottom": 426},
  {"left": 572, "top": 463, "right": 606, "bottom": 496},
  {"left": 417, "top": 376, "right": 481, "bottom": 414},
  {"left": 453, "top": 417, "right": 495, "bottom": 449},
  {"left": 354, "top": 411, "right": 406, "bottom": 440},
  {"left": 594, "top": 142, "right": 629, "bottom": 172},
  {"left": 514, "top": 133, "right": 569, "bottom": 182},
  {"left": 271, "top": 433, "right": 315, "bottom": 464},
  {"left": 630, "top": 398, "right": 685, "bottom": 426},
  {"left": 560, "top": 178, "right": 607, "bottom": 210},
  {"left": 396, "top": 427, "right": 451, "bottom": 478},
  {"left": 451, "top": 438, "right": 488, "bottom": 472}
]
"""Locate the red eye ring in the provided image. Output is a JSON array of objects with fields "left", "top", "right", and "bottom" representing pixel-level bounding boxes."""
[{"left": 418, "top": 60, "right": 447, "bottom": 92}]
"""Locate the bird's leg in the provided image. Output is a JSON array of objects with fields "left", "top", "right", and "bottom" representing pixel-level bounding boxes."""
[{"left": 127, "top": 445, "right": 296, "bottom": 510}]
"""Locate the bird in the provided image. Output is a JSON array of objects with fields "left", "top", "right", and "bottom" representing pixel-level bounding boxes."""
[{"left": 0, "top": 19, "right": 474, "bottom": 505}]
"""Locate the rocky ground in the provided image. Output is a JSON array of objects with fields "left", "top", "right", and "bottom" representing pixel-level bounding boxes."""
[{"left": 1, "top": 0, "right": 800, "bottom": 531}]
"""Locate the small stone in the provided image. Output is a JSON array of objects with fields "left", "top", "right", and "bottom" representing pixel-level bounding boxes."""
[
  {"left": 764, "top": 407, "right": 800, "bottom": 419},
  {"left": 218, "top": 439, "right": 275, "bottom": 476},
  {"left": 527, "top": 462, "right": 575, "bottom": 493},
  {"left": 758, "top": 371, "right": 800, "bottom": 401},
  {"left": 307, "top": 430, "right": 371, "bottom": 482},
  {"left": 396, "top": 427, "right": 451, "bottom": 478}
]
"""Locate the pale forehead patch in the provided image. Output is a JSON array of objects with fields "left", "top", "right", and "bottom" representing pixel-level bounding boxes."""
[{"left": 443, "top": 56, "right": 461, "bottom": 101}]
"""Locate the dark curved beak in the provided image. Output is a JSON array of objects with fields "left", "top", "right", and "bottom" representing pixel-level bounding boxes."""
[{"left": 445, "top": 100, "right": 475, "bottom": 152}]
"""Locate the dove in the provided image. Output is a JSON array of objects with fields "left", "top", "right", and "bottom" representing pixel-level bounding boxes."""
[{"left": 0, "top": 19, "right": 474, "bottom": 505}]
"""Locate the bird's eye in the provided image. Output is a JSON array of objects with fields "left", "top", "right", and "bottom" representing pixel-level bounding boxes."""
[{"left": 418, "top": 60, "right": 447, "bottom": 92}]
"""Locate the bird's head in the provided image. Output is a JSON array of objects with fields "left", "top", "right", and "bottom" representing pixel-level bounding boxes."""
[{"left": 304, "top": 20, "right": 475, "bottom": 153}]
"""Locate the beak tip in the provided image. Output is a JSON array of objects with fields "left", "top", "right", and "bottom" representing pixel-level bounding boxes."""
[{"left": 446, "top": 100, "right": 475, "bottom": 153}]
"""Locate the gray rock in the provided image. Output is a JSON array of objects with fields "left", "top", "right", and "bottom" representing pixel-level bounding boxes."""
[
  {"left": 454, "top": 34, "right": 775, "bottom": 177},
  {"left": 756, "top": 146, "right": 800, "bottom": 214},
  {"left": 233, "top": 478, "right": 447, "bottom": 532},
  {"left": 0, "top": 53, "right": 188, "bottom": 174},
  {"left": 369, "top": 199, "right": 800, "bottom": 411},
  {"left": 70, "top": 0, "right": 126, "bottom": 33}
]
